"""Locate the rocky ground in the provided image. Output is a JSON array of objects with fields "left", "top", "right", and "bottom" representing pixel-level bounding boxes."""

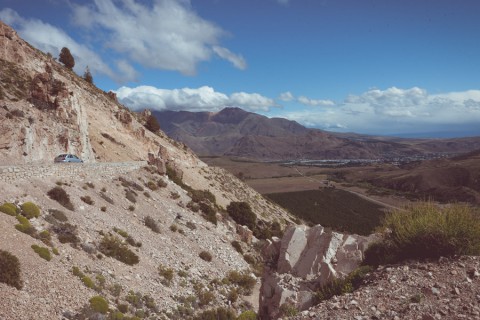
[{"left": 290, "top": 256, "right": 480, "bottom": 320}]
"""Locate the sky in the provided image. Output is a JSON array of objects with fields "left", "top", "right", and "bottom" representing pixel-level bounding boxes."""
[{"left": 1, "top": 0, "right": 480, "bottom": 138}]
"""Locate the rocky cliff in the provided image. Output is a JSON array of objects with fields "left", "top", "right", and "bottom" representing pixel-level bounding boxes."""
[{"left": 260, "top": 225, "right": 374, "bottom": 319}]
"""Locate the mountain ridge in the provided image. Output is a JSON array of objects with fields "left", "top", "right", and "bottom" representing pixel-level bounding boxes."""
[{"left": 153, "top": 107, "right": 480, "bottom": 160}]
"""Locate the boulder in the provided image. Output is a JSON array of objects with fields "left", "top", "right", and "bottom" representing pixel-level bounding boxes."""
[{"left": 259, "top": 224, "right": 374, "bottom": 319}]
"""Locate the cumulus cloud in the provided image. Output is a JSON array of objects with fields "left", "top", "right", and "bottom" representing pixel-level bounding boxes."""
[
  {"left": 115, "top": 86, "right": 277, "bottom": 112},
  {"left": 71, "top": 0, "right": 246, "bottom": 75},
  {"left": 278, "top": 91, "right": 334, "bottom": 106},
  {"left": 279, "top": 91, "right": 294, "bottom": 101},
  {"left": 277, "top": 87, "right": 480, "bottom": 137},
  {"left": 297, "top": 96, "right": 335, "bottom": 107}
]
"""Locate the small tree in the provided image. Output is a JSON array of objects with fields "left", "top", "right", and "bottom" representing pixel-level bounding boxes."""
[
  {"left": 83, "top": 66, "right": 93, "bottom": 84},
  {"left": 59, "top": 47, "right": 75, "bottom": 70},
  {"left": 227, "top": 201, "right": 257, "bottom": 231},
  {"left": 145, "top": 114, "right": 160, "bottom": 132}
]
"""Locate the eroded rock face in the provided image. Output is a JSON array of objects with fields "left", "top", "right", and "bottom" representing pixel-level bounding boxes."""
[{"left": 260, "top": 225, "right": 374, "bottom": 319}]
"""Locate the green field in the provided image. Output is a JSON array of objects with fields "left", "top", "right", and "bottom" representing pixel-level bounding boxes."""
[{"left": 266, "top": 188, "right": 386, "bottom": 235}]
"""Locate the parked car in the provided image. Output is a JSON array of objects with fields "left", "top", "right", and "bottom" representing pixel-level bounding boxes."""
[{"left": 54, "top": 154, "right": 83, "bottom": 163}]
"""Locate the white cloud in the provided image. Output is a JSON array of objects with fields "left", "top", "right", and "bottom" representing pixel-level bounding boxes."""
[
  {"left": 212, "top": 46, "right": 247, "bottom": 70},
  {"left": 277, "top": 87, "right": 480, "bottom": 136},
  {"left": 71, "top": 0, "right": 246, "bottom": 75},
  {"left": 115, "top": 86, "right": 277, "bottom": 112},
  {"left": 279, "top": 91, "right": 294, "bottom": 101},
  {"left": 297, "top": 96, "right": 335, "bottom": 107},
  {"left": 0, "top": 8, "right": 120, "bottom": 80}
]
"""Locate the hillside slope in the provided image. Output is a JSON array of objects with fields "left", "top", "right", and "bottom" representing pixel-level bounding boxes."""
[{"left": 0, "top": 21, "right": 292, "bottom": 319}]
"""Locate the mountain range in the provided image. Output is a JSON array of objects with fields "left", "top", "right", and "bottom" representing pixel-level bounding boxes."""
[{"left": 153, "top": 107, "right": 480, "bottom": 161}]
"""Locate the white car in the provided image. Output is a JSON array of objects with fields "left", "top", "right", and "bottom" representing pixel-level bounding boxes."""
[{"left": 54, "top": 154, "right": 83, "bottom": 163}]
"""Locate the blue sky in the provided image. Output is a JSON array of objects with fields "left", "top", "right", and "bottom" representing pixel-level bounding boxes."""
[{"left": 1, "top": 0, "right": 480, "bottom": 137}]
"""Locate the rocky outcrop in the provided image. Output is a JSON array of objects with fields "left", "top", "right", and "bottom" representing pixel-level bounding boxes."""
[{"left": 260, "top": 225, "right": 374, "bottom": 319}]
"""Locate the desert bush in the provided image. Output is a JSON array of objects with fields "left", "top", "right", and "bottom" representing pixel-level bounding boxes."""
[
  {"left": 89, "top": 296, "right": 109, "bottom": 314},
  {"left": 144, "top": 216, "right": 160, "bottom": 233},
  {"left": 190, "top": 189, "right": 216, "bottom": 205},
  {"left": 170, "top": 191, "right": 180, "bottom": 200},
  {"left": 126, "top": 235, "right": 142, "bottom": 248},
  {"left": 0, "top": 250, "right": 23, "bottom": 289},
  {"left": 125, "top": 190, "right": 137, "bottom": 203},
  {"left": 157, "top": 178, "right": 167, "bottom": 188},
  {"left": 170, "top": 224, "right": 178, "bottom": 232},
  {"left": 315, "top": 265, "right": 373, "bottom": 302},
  {"left": 51, "top": 222, "right": 80, "bottom": 245},
  {"left": 98, "top": 235, "right": 139, "bottom": 265},
  {"left": 47, "top": 186, "right": 74, "bottom": 211},
  {"left": 128, "top": 205, "right": 135, "bottom": 211},
  {"left": 31, "top": 244, "right": 52, "bottom": 261},
  {"left": 231, "top": 241, "right": 243, "bottom": 254},
  {"left": 117, "top": 303, "right": 128, "bottom": 313},
  {"left": 49, "top": 209, "right": 68, "bottom": 221},
  {"left": 113, "top": 227, "right": 129, "bottom": 238},
  {"left": 197, "top": 289, "right": 215, "bottom": 307},
  {"left": 199, "top": 202, "right": 217, "bottom": 225},
  {"left": 39, "top": 230, "right": 52, "bottom": 246},
  {"left": 143, "top": 191, "right": 150, "bottom": 198},
  {"left": 100, "top": 192, "right": 114, "bottom": 205},
  {"left": 279, "top": 302, "right": 298, "bottom": 317},
  {"left": 186, "top": 221, "right": 197, "bottom": 230},
  {"left": 193, "top": 307, "right": 236, "bottom": 320},
  {"left": 101, "top": 206, "right": 107, "bottom": 212},
  {"left": 146, "top": 181, "right": 158, "bottom": 191},
  {"left": 237, "top": 310, "right": 257, "bottom": 320},
  {"left": 80, "top": 195, "right": 94, "bottom": 205},
  {"left": 243, "top": 254, "right": 255, "bottom": 265},
  {"left": 226, "top": 202, "right": 256, "bottom": 231},
  {"left": 126, "top": 290, "right": 143, "bottom": 308},
  {"left": 21, "top": 201, "right": 40, "bottom": 219},
  {"left": 15, "top": 215, "right": 36, "bottom": 235},
  {"left": 158, "top": 264, "right": 175, "bottom": 286},
  {"left": 364, "top": 202, "right": 480, "bottom": 265},
  {"left": 0, "top": 202, "right": 18, "bottom": 216},
  {"left": 119, "top": 177, "right": 144, "bottom": 191},
  {"left": 224, "top": 270, "right": 256, "bottom": 295},
  {"left": 82, "top": 275, "right": 95, "bottom": 289},
  {"left": 199, "top": 250, "right": 213, "bottom": 262}
]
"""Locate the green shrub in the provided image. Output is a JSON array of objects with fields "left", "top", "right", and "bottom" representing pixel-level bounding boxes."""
[
  {"left": 199, "top": 250, "right": 212, "bottom": 262},
  {"left": 243, "top": 254, "right": 255, "bottom": 265},
  {"left": 158, "top": 264, "right": 174, "bottom": 285},
  {"left": 193, "top": 307, "right": 236, "bottom": 320},
  {"left": 190, "top": 189, "right": 216, "bottom": 204},
  {"left": 144, "top": 216, "right": 160, "bottom": 233},
  {"left": 109, "top": 310, "right": 124, "bottom": 320},
  {"left": 98, "top": 235, "right": 139, "bottom": 265},
  {"left": 21, "top": 201, "right": 40, "bottom": 219},
  {"left": 225, "top": 270, "right": 256, "bottom": 295},
  {"left": 15, "top": 215, "right": 36, "bottom": 235},
  {"left": 72, "top": 266, "right": 84, "bottom": 277},
  {"left": 114, "top": 227, "right": 129, "bottom": 238},
  {"left": 0, "top": 250, "right": 23, "bottom": 289},
  {"left": 237, "top": 310, "right": 257, "bottom": 320},
  {"left": 279, "top": 302, "right": 298, "bottom": 317},
  {"left": 89, "top": 296, "right": 109, "bottom": 314},
  {"left": 0, "top": 202, "right": 18, "bottom": 216},
  {"left": 49, "top": 209, "right": 68, "bottom": 221},
  {"left": 31, "top": 244, "right": 52, "bottom": 261},
  {"left": 117, "top": 303, "right": 129, "bottom": 313},
  {"left": 364, "top": 202, "right": 480, "bottom": 265},
  {"left": 47, "top": 186, "right": 74, "bottom": 211},
  {"left": 82, "top": 275, "right": 95, "bottom": 289},
  {"left": 316, "top": 266, "right": 373, "bottom": 302},
  {"left": 200, "top": 202, "right": 217, "bottom": 225},
  {"left": 226, "top": 202, "right": 256, "bottom": 231},
  {"left": 126, "top": 291, "right": 143, "bottom": 308},
  {"left": 39, "top": 230, "right": 52, "bottom": 246}
]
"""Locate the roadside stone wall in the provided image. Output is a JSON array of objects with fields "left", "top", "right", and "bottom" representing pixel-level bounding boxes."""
[{"left": 0, "top": 161, "right": 147, "bottom": 183}]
